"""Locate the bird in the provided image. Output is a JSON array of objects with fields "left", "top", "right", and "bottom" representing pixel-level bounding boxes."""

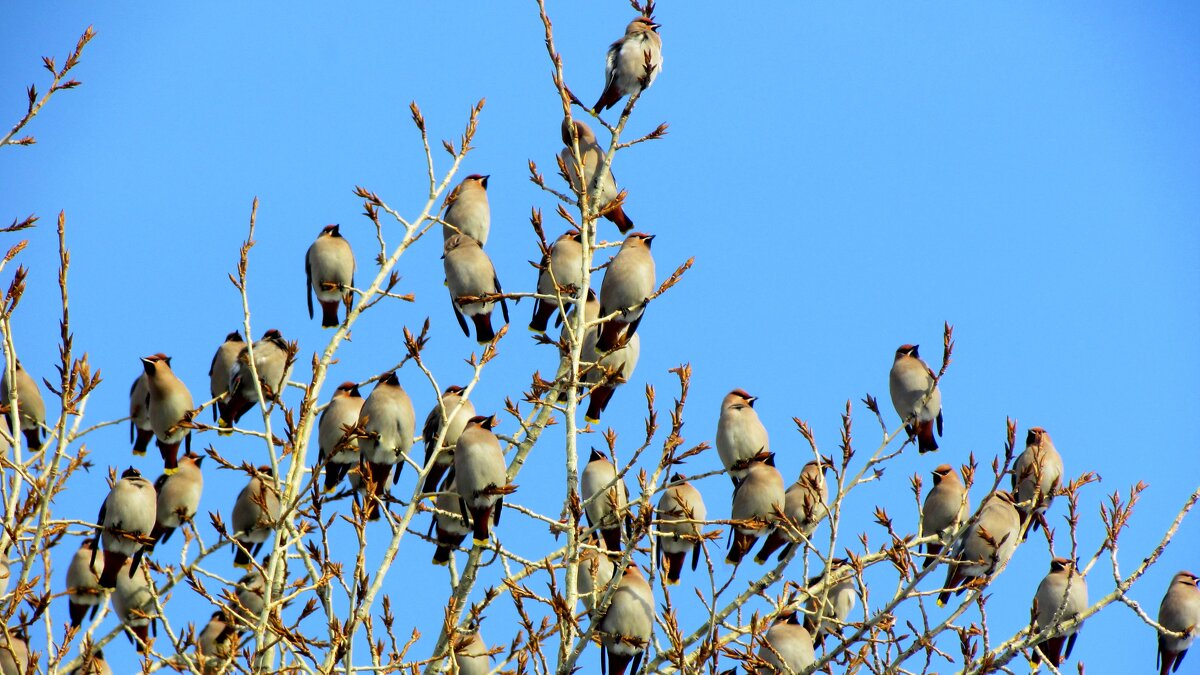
[
  {"left": 560, "top": 120, "right": 633, "bottom": 233},
  {"left": 580, "top": 293, "right": 640, "bottom": 424},
  {"left": 234, "top": 563, "right": 266, "bottom": 621},
  {"left": 208, "top": 331, "right": 245, "bottom": 424},
  {"left": 592, "top": 16, "right": 663, "bottom": 112},
  {"left": 128, "top": 373, "right": 153, "bottom": 456},
  {"left": 754, "top": 609, "right": 816, "bottom": 674},
  {"left": 803, "top": 559, "right": 859, "bottom": 648},
  {"left": 1012, "top": 427, "right": 1063, "bottom": 540},
  {"left": 938, "top": 490, "right": 1021, "bottom": 606},
  {"left": 889, "top": 343, "right": 943, "bottom": 453},
  {"left": 754, "top": 458, "right": 829, "bottom": 563},
  {"left": 231, "top": 466, "right": 281, "bottom": 568},
  {"left": 66, "top": 648, "right": 112, "bottom": 675},
  {"left": 65, "top": 539, "right": 106, "bottom": 627},
  {"left": 726, "top": 455, "right": 785, "bottom": 565},
  {"left": 443, "top": 234, "right": 509, "bottom": 344},
  {"left": 529, "top": 228, "right": 585, "bottom": 333},
  {"left": 0, "top": 626, "right": 29, "bottom": 675},
  {"left": 715, "top": 389, "right": 770, "bottom": 486},
  {"left": 1030, "top": 557, "right": 1088, "bottom": 667},
  {"left": 453, "top": 415, "right": 510, "bottom": 545},
  {"left": 655, "top": 473, "right": 707, "bottom": 585},
  {"left": 595, "top": 232, "right": 655, "bottom": 353},
  {"left": 442, "top": 174, "right": 491, "bottom": 246},
  {"left": 921, "top": 464, "right": 969, "bottom": 569},
  {"left": 1, "top": 359, "right": 45, "bottom": 451},
  {"left": 94, "top": 466, "right": 157, "bottom": 588},
  {"left": 358, "top": 371, "right": 415, "bottom": 521},
  {"left": 420, "top": 385, "right": 475, "bottom": 494},
  {"left": 431, "top": 476, "right": 470, "bottom": 565},
  {"left": 150, "top": 450, "right": 205, "bottom": 547},
  {"left": 576, "top": 539, "right": 617, "bottom": 612},
  {"left": 1157, "top": 570, "right": 1199, "bottom": 675},
  {"left": 598, "top": 563, "right": 654, "bottom": 675},
  {"left": 221, "top": 329, "right": 292, "bottom": 430},
  {"left": 196, "top": 609, "right": 240, "bottom": 673},
  {"left": 111, "top": 559, "right": 155, "bottom": 653},
  {"left": 580, "top": 448, "right": 629, "bottom": 551},
  {"left": 306, "top": 223, "right": 355, "bottom": 328},
  {"left": 317, "top": 381, "right": 365, "bottom": 494},
  {"left": 141, "top": 353, "right": 194, "bottom": 473},
  {"left": 451, "top": 623, "right": 490, "bottom": 675}
]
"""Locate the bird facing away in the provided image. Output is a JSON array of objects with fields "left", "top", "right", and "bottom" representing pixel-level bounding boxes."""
[
  {"left": 442, "top": 174, "right": 491, "bottom": 246},
  {"left": 530, "top": 228, "right": 585, "bottom": 333},
  {"left": 656, "top": 473, "right": 707, "bottom": 586},
  {"left": 1031, "top": 557, "right": 1088, "bottom": 667},
  {"left": 451, "top": 624, "right": 490, "bottom": 675},
  {"left": 580, "top": 448, "right": 630, "bottom": 552},
  {"left": 716, "top": 389, "right": 770, "bottom": 486},
  {"left": 453, "top": 415, "right": 510, "bottom": 544},
  {"left": 754, "top": 609, "right": 816, "bottom": 674},
  {"left": 581, "top": 294, "right": 641, "bottom": 424},
  {"left": 1157, "top": 570, "right": 1200, "bottom": 675},
  {"left": 317, "top": 381, "right": 365, "bottom": 494},
  {"left": 141, "top": 353, "right": 194, "bottom": 473},
  {"left": 921, "top": 464, "right": 969, "bottom": 569},
  {"left": 938, "top": 490, "right": 1021, "bottom": 606},
  {"left": 208, "top": 331, "right": 245, "bottom": 424},
  {"left": 231, "top": 466, "right": 281, "bottom": 568},
  {"left": 128, "top": 373, "right": 153, "bottom": 456},
  {"left": 420, "top": 385, "right": 475, "bottom": 495},
  {"left": 111, "top": 559, "right": 155, "bottom": 654},
  {"left": 596, "top": 232, "right": 656, "bottom": 353},
  {"left": 593, "top": 16, "right": 663, "bottom": 112},
  {"left": 803, "top": 559, "right": 859, "bottom": 648},
  {"left": 234, "top": 563, "right": 267, "bottom": 621},
  {"left": 306, "top": 223, "right": 356, "bottom": 328},
  {"left": 576, "top": 538, "right": 617, "bottom": 612},
  {"left": 889, "top": 343, "right": 943, "bottom": 453},
  {"left": 755, "top": 458, "right": 830, "bottom": 563},
  {"left": 1, "top": 359, "right": 45, "bottom": 451},
  {"left": 1012, "top": 427, "right": 1064, "bottom": 540},
  {"left": 431, "top": 476, "right": 470, "bottom": 566},
  {"left": 598, "top": 563, "right": 654, "bottom": 675},
  {"left": 359, "top": 371, "right": 416, "bottom": 521},
  {"left": 222, "top": 329, "right": 292, "bottom": 430},
  {"left": 151, "top": 450, "right": 205, "bottom": 548},
  {"left": 66, "top": 539, "right": 106, "bottom": 627},
  {"left": 560, "top": 120, "right": 633, "bottom": 233},
  {"left": 95, "top": 466, "right": 157, "bottom": 589},
  {"left": 443, "top": 233, "right": 509, "bottom": 344},
  {"left": 196, "top": 609, "right": 240, "bottom": 674},
  {"left": 726, "top": 455, "right": 785, "bottom": 565}
]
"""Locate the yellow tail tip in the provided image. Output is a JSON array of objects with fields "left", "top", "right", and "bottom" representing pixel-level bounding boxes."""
[
  {"left": 132, "top": 450, "right": 147, "bottom": 457},
  {"left": 753, "top": 556, "right": 767, "bottom": 565},
  {"left": 936, "top": 599, "right": 946, "bottom": 608},
  {"left": 584, "top": 416, "right": 600, "bottom": 424},
  {"left": 233, "top": 562, "right": 250, "bottom": 570},
  {"left": 472, "top": 537, "right": 489, "bottom": 546},
  {"left": 527, "top": 326, "right": 545, "bottom": 334},
  {"left": 664, "top": 577, "right": 679, "bottom": 586},
  {"left": 163, "top": 467, "right": 178, "bottom": 475},
  {"left": 431, "top": 558, "right": 449, "bottom": 566}
]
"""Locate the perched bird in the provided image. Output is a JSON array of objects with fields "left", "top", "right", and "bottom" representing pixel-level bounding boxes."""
[
  {"left": 234, "top": 564, "right": 266, "bottom": 620},
  {"left": 128, "top": 373, "right": 153, "bottom": 456},
  {"left": 596, "top": 232, "right": 655, "bottom": 353},
  {"left": 938, "top": 491, "right": 1021, "bottom": 606},
  {"left": 1012, "top": 427, "right": 1064, "bottom": 540},
  {"left": 111, "top": 560, "right": 155, "bottom": 654},
  {"left": 529, "top": 229, "right": 585, "bottom": 333},
  {"left": 1, "top": 359, "right": 45, "bottom": 451},
  {"left": 0, "top": 626, "right": 29, "bottom": 675},
  {"left": 359, "top": 372, "right": 415, "bottom": 520},
  {"left": 231, "top": 466, "right": 281, "bottom": 568},
  {"left": 431, "top": 476, "right": 470, "bottom": 565},
  {"left": 655, "top": 473, "right": 707, "bottom": 585},
  {"left": 208, "top": 331, "right": 245, "bottom": 424},
  {"left": 592, "top": 16, "right": 663, "bottom": 112},
  {"left": 151, "top": 450, "right": 205, "bottom": 547},
  {"left": 317, "top": 381, "right": 365, "bottom": 494},
  {"left": 715, "top": 389, "right": 770, "bottom": 486},
  {"left": 451, "top": 623, "right": 490, "bottom": 675},
  {"left": 420, "top": 385, "right": 475, "bottom": 494},
  {"left": 581, "top": 448, "right": 629, "bottom": 551},
  {"left": 444, "top": 234, "right": 509, "bottom": 344},
  {"left": 580, "top": 293, "right": 640, "bottom": 424},
  {"left": 442, "top": 174, "right": 491, "bottom": 246},
  {"left": 1157, "top": 570, "right": 1200, "bottom": 675},
  {"left": 754, "top": 609, "right": 816, "bottom": 674},
  {"left": 222, "top": 329, "right": 292, "bottom": 430},
  {"left": 803, "top": 559, "right": 859, "bottom": 648},
  {"left": 65, "top": 539, "right": 106, "bottom": 627},
  {"left": 726, "top": 456, "right": 785, "bottom": 565},
  {"left": 196, "top": 609, "right": 239, "bottom": 673},
  {"left": 66, "top": 649, "right": 112, "bottom": 675},
  {"left": 560, "top": 120, "right": 633, "bottom": 233},
  {"left": 921, "top": 464, "right": 969, "bottom": 569},
  {"left": 95, "top": 466, "right": 157, "bottom": 589},
  {"left": 453, "top": 415, "right": 510, "bottom": 544},
  {"left": 141, "top": 353, "right": 194, "bottom": 473},
  {"left": 576, "top": 539, "right": 617, "bottom": 612},
  {"left": 306, "top": 223, "right": 355, "bottom": 328},
  {"left": 889, "top": 344, "right": 943, "bottom": 453},
  {"left": 598, "top": 563, "right": 654, "bottom": 675},
  {"left": 1031, "top": 557, "right": 1088, "bottom": 667},
  {"left": 755, "top": 459, "right": 829, "bottom": 563}
]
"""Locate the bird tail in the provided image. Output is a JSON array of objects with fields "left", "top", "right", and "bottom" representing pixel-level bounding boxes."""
[
  {"left": 752, "top": 531, "right": 787, "bottom": 565},
  {"left": 1033, "top": 636, "right": 1065, "bottom": 666},
  {"left": 661, "top": 550, "right": 685, "bottom": 585},
  {"left": 915, "top": 420, "right": 939, "bottom": 453},
  {"left": 604, "top": 204, "right": 634, "bottom": 233},
  {"left": 23, "top": 428, "right": 42, "bottom": 452},
  {"left": 69, "top": 600, "right": 90, "bottom": 627},
  {"left": 129, "top": 624, "right": 152, "bottom": 654},
  {"left": 470, "top": 505, "right": 492, "bottom": 544},
  {"left": 585, "top": 385, "right": 615, "bottom": 424},
  {"left": 600, "top": 526, "right": 622, "bottom": 552},
  {"left": 605, "top": 648, "right": 635, "bottom": 675},
  {"left": 98, "top": 550, "right": 126, "bottom": 589},
  {"left": 725, "top": 530, "right": 757, "bottom": 565},
  {"left": 422, "top": 463, "right": 448, "bottom": 495},
  {"left": 323, "top": 462, "right": 348, "bottom": 495},
  {"left": 471, "top": 313, "right": 496, "bottom": 344},
  {"left": 320, "top": 300, "right": 341, "bottom": 328},
  {"left": 158, "top": 440, "right": 180, "bottom": 474},
  {"left": 592, "top": 84, "right": 622, "bottom": 113},
  {"left": 529, "top": 300, "right": 556, "bottom": 334},
  {"left": 364, "top": 462, "right": 393, "bottom": 521},
  {"left": 595, "top": 320, "right": 625, "bottom": 353},
  {"left": 922, "top": 541, "right": 943, "bottom": 569},
  {"left": 432, "top": 530, "right": 467, "bottom": 566},
  {"left": 132, "top": 429, "right": 153, "bottom": 456},
  {"left": 233, "top": 541, "right": 252, "bottom": 568}
]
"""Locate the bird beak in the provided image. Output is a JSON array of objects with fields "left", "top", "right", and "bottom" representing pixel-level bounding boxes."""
[{"left": 480, "top": 175, "right": 490, "bottom": 189}]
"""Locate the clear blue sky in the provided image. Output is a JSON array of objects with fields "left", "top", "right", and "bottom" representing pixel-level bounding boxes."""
[{"left": 3, "top": 2, "right": 1198, "bottom": 672}]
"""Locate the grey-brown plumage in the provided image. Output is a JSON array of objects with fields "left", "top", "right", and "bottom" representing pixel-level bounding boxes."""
[
  {"left": 560, "top": 120, "right": 633, "bottom": 232},
  {"left": 141, "top": 353, "right": 194, "bottom": 473},
  {"left": 444, "top": 234, "right": 509, "bottom": 344},
  {"left": 234, "top": 564, "right": 266, "bottom": 620},
  {"left": 889, "top": 343, "right": 943, "bottom": 453},
  {"left": 716, "top": 389, "right": 769, "bottom": 486},
  {"left": 196, "top": 609, "right": 240, "bottom": 673},
  {"left": 1031, "top": 557, "right": 1088, "bottom": 666},
  {"left": 420, "top": 385, "right": 474, "bottom": 494},
  {"left": 222, "top": 329, "right": 292, "bottom": 430},
  {"left": 451, "top": 624, "right": 490, "bottom": 675},
  {"left": 208, "top": 331, "right": 244, "bottom": 424},
  {"left": 592, "top": 17, "right": 663, "bottom": 112},
  {"left": 1, "top": 359, "right": 45, "bottom": 451},
  {"left": 317, "top": 381, "right": 364, "bottom": 494},
  {"left": 452, "top": 415, "right": 510, "bottom": 544},
  {"left": 656, "top": 473, "right": 706, "bottom": 585},
  {"left": 442, "top": 174, "right": 490, "bottom": 246},
  {"left": 231, "top": 466, "right": 281, "bottom": 568},
  {"left": 431, "top": 476, "right": 470, "bottom": 566},
  {"left": 755, "top": 459, "right": 829, "bottom": 563},
  {"left": 803, "top": 559, "right": 859, "bottom": 648},
  {"left": 580, "top": 448, "right": 629, "bottom": 551},
  {"left": 754, "top": 611, "right": 816, "bottom": 674},
  {"left": 66, "top": 539, "right": 106, "bottom": 627},
  {"left": 306, "top": 223, "right": 355, "bottom": 328},
  {"left": 151, "top": 450, "right": 205, "bottom": 547},
  {"left": 66, "top": 648, "right": 111, "bottom": 675},
  {"left": 530, "top": 229, "right": 585, "bottom": 333},
  {"left": 596, "top": 232, "right": 655, "bottom": 352},
  {"left": 1012, "top": 427, "right": 1063, "bottom": 540},
  {"left": 598, "top": 563, "right": 654, "bottom": 675},
  {"left": 0, "top": 626, "right": 29, "bottom": 675},
  {"left": 95, "top": 466, "right": 157, "bottom": 588},
  {"left": 128, "top": 373, "right": 153, "bottom": 456},
  {"left": 921, "top": 464, "right": 968, "bottom": 569},
  {"left": 359, "top": 371, "right": 415, "bottom": 521},
  {"left": 937, "top": 490, "right": 1021, "bottom": 606},
  {"left": 576, "top": 541, "right": 617, "bottom": 612},
  {"left": 726, "top": 455, "right": 785, "bottom": 565},
  {"left": 1157, "top": 570, "right": 1200, "bottom": 675},
  {"left": 581, "top": 292, "right": 640, "bottom": 424},
  {"left": 111, "top": 559, "right": 155, "bottom": 653}
]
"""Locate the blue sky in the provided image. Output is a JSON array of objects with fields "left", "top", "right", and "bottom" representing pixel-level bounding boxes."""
[{"left": 2, "top": 2, "right": 1198, "bottom": 672}]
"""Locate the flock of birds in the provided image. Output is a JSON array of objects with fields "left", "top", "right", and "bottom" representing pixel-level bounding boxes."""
[{"left": 0, "top": 12, "right": 1196, "bottom": 675}]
